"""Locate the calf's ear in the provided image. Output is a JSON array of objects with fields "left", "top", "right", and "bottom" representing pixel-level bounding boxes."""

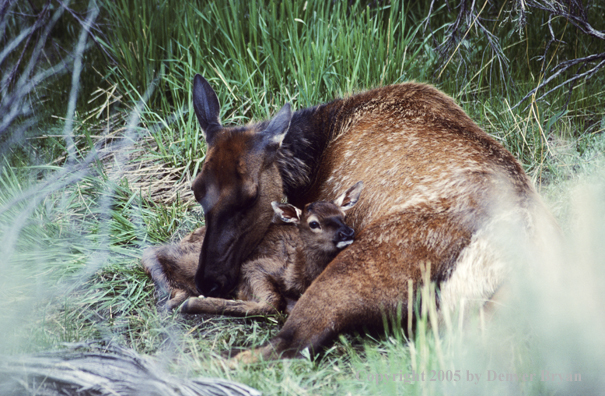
[
  {"left": 334, "top": 181, "right": 364, "bottom": 211},
  {"left": 271, "top": 202, "right": 301, "bottom": 224}
]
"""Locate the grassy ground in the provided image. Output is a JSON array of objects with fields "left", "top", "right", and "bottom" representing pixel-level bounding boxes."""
[{"left": 1, "top": 0, "right": 605, "bottom": 395}]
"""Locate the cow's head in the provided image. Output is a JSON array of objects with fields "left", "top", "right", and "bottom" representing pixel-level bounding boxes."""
[{"left": 191, "top": 74, "right": 291, "bottom": 297}]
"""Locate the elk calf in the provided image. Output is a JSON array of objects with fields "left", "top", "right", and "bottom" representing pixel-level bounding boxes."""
[{"left": 181, "top": 181, "right": 363, "bottom": 316}]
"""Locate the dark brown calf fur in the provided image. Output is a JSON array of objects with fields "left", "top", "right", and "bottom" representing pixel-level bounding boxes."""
[
  {"left": 178, "top": 181, "right": 362, "bottom": 317},
  {"left": 143, "top": 74, "right": 558, "bottom": 362},
  {"left": 142, "top": 227, "right": 205, "bottom": 310}
]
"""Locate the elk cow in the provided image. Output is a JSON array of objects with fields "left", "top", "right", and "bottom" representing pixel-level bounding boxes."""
[
  {"left": 145, "top": 74, "right": 558, "bottom": 362},
  {"left": 179, "top": 181, "right": 363, "bottom": 317}
]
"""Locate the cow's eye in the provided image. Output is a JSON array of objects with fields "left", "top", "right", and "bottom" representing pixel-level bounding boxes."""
[{"left": 309, "top": 221, "right": 320, "bottom": 230}]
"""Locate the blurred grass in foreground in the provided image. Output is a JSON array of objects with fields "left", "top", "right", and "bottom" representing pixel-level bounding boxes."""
[{"left": 0, "top": 0, "right": 604, "bottom": 395}]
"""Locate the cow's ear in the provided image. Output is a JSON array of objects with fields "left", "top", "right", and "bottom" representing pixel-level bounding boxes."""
[
  {"left": 192, "top": 74, "right": 221, "bottom": 145},
  {"left": 261, "top": 103, "right": 291, "bottom": 151}
]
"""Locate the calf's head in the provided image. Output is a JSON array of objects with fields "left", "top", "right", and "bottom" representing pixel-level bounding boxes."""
[
  {"left": 272, "top": 181, "right": 364, "bottom": 255},
  {"left": 191, "top": 74, "right": 291, "bottom": 297}
]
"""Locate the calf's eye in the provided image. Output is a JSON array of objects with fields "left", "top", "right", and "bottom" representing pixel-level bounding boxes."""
[{"left": 309, "top": 221, "right": 320, "bottom": 230}]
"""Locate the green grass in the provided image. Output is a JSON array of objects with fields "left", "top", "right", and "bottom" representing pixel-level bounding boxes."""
[{"left": 1, "top": 0, "right": 605, "bottom": 394}]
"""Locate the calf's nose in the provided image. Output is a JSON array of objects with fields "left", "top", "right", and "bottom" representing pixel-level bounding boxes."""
[{"left": 338, "top": 227, "right": 355, "bottom": 241}]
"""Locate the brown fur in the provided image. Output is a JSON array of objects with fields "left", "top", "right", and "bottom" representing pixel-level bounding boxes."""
[{"left": 144, "top": 75, "right": 559, "bottom": 362}]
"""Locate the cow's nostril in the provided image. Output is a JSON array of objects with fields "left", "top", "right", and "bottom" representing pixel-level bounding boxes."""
[
  {"left": 208, "top": 284, "right": 220, "bottom": 297},
  {"left": 200, "top": 281, "right": 222, "bottom": 298}
]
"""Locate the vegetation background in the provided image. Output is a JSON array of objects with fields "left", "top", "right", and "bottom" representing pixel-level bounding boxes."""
[{"left": 1, "top": 0, "right": 604, "bottom": 394}]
